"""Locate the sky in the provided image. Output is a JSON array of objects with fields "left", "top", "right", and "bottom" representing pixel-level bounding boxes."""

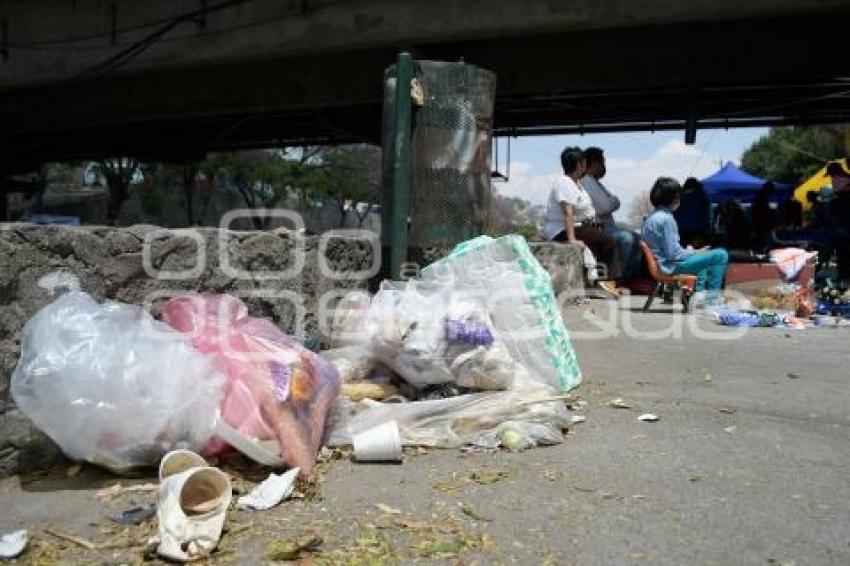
[{"left": 493, "top": 127, "right": 768, "bottom": 220}]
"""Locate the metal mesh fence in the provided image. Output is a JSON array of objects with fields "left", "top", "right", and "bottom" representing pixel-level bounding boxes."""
[{"left": 382, "top": 60, "right": 497, "bottom": 250}]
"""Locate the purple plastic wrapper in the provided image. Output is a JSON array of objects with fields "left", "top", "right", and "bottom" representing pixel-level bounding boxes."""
[{"left": 445, "top": 318, "right": 494, "bottom": 346}]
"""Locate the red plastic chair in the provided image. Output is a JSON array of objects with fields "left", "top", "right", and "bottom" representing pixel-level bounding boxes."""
[{"left": 639, "top": 241, "right": 697, "bottom": 312}]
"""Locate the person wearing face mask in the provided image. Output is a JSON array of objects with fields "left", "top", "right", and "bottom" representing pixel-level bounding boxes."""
[{"left": 641, "top": 177, "right": 729, "bottom": 298}]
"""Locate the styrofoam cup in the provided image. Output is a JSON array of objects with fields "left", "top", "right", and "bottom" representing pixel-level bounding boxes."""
[{"left": 352, "top": 420, "right": 403, "bottom": 462}]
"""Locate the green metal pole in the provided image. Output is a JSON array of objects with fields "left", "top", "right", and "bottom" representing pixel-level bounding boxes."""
[{"left": 390, "top": 51, "right": 413, "bottom": 279}]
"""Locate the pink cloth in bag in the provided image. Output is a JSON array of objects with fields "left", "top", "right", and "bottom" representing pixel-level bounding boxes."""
[{"left": 160, "top": 294, "right": 340, "bottom": 476}]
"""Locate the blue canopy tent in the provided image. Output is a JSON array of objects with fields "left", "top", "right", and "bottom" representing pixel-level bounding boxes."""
[{"left": 700, "top": 162, "right": 792, "bottom": 203}]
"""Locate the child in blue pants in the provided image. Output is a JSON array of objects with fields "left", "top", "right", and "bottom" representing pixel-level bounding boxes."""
[{"left": 641, "top": 177, "right": 728, "bottom": 298}]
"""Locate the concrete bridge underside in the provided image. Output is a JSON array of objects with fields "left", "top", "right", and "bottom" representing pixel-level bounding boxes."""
[{"left": 1, "top": 0, "right": 849, "bottom": 171}]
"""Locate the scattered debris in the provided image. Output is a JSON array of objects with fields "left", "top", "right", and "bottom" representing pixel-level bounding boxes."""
[
  {"left": 237, "top": 468, "right": 300, "bottom": 511},
  {"left": 94, "top": 483, "right": 157, "bottom": 502},
  {"left": 353, "top": 420, "right": 403, "bottom": 463},
  {"left": 0, "top": 530, "right": 27, "bottom": 559},
  {"left": 434, "top": 479, "right": 466, "bottom": 494},
  {"left": 499, "top": 425, "right": 533, "bottom": 452},
  {"left": 45, "top": 528, "right": 102, "bottom": 550},
  {"left": 434, "top": 468, "right": 510, "bottom": 493},
  {"left": 375, "top": 503, "right": 402, "bottom": 515},
  {"left": 459, "top": 503, "right": 492, "bottom": 522},
  {"left": 609, "top": 398, "right": 631, "bottom": 409},
  {"left": 111, "top": 504, "right": 156, "bottom": 526},
  {"left": 411, "top": 536, "right": 465, "bottom": 558},
  {"left": 470, "top": 469, "right": 509, "bottom": 485},
  {"left": 342, "top": 382, "right": 399, "bottom": 402},
  {"left": 266, "top": 535, "right": 323, "bottom": 561},
  {"left": 517, "top": 394, "right": 575, "bottom": 406},
  {"left": 719, "top": 408, "right": 737, "bottom": 415},
  {"left": 571, "top": 415, "right": 587, "bottom": 424},
  {"left": 637, "top": 413, "right": 660, "bottom": 422},
  {"left": 214, "top": 419, "right": 283, "bottom": 468},
  {"left": 65, "top": 464, "right": 83, "bottom": 478},
  {"left": 355, "top": 533, "right": 382, "bottom": 549},
  {"left": 540, "top": 468, "right": 561, "bottom": 482},
  {"left": 388, "top": 517, "right": 447, "bottom": 532}
]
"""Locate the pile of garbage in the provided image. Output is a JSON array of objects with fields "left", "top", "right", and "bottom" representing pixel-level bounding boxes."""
[
  {"left": 816, "top": 280, "right": 850, "bottom": 316},
  {"left": 325, "top": 235, "right": 581, "bottom": 453},
  {"left": 11, "top": 235, "right": 579, "bottom": 474},
  {"left": 11, "top": 291, "right": 340, "bottom": 477},
  {"left": 7, "top": 234, "right": 582, "bottom": 560},
  {"left": 714, "top": 279, "right": 850, "bottom": 330}
]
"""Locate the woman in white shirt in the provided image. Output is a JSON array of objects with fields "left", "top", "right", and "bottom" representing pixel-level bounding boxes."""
[{"left": 544, "top": 147, "right": 622, "bottom": 296}]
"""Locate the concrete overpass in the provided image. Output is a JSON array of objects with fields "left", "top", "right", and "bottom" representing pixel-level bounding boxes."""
[{"left": 1, "top": 0, "right": 849, "bottom": 171}]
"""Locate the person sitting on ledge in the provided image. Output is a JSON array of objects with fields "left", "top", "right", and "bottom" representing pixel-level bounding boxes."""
[
  {"left": 580, "top": 146, "right": 641, "bottom": 285},
  {"left": 641, "top": 177, "right": 729, "bottom": 304},
  {"left": 543, "top": 146, "right": 621, "bottom": 298}
]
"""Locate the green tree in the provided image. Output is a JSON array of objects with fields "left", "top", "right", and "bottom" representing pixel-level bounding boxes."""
[
  {"left": 319, "top": 144, "right": 381, "bottom": 228},
  {"left": 740, "top": 126, "right": 845, "bottom": 184},
  {"left": 200, "top": 148, "right": 328, "bottom": 229}
]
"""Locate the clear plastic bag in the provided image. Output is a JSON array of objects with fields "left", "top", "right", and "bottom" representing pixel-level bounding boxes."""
[
  {"left": 160, "top": 294, "right": 341, "bottom": 477},
  {"left": 11, "top": 292, "right": 225, "bottom": 473},
  {"left": 329, "top": 291, "right": 373, "bottom": 347},
  {"left": 328, "top": 373, "right": 570, "bottom": 449},
  {"left": 423, "top": 235, "right": 582, "bottom": 392},
  {"left": 319, "top": 346, "right": 376, "bottom": 384},
  {"left": 362, "top": 281, "right": 516, "bottom": 391}
]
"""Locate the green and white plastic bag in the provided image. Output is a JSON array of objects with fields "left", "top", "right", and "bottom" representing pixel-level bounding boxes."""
[{"left": 422, "top": 235, "right": 582, "bottom": 392}]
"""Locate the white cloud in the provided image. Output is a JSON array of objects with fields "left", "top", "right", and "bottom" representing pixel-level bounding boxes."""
[
  {"left": 493, "top": 161, "right": 560, "bottom": 205},
  {"left": 495, "top": 139, "right": 726, "bottom": 221}
]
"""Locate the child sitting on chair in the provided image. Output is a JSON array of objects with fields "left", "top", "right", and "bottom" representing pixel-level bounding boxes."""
[{"left": 641, "top": 177, "right": 729, "bottom": 303}]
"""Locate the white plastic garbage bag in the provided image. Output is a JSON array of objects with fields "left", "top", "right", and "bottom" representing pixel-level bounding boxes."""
[
  {"left": 423, "top": 235, "right": 582, "bottom": 392},
  {"left": 362, "top": 281, "right": 517, "bottom": 390},
  {"left": 10, "top": 292, "right": 225, "bottom": 473}
]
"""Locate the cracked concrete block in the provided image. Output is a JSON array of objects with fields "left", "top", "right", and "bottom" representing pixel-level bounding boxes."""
[{"left": 529, "top": 241, "right": 586, "bottom": 300}]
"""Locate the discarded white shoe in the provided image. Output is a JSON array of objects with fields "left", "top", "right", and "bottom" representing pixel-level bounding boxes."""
[
  {"left": 157, "top": 464, "right": 231, "bottom": 562},
  {"left": 159, "top": 449, "right": 208, "bottom": 482}
]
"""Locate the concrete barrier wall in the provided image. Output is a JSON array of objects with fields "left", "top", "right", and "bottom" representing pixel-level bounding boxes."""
[{"left": 528, "top": 241, "right": 586, "bottom": 300}]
